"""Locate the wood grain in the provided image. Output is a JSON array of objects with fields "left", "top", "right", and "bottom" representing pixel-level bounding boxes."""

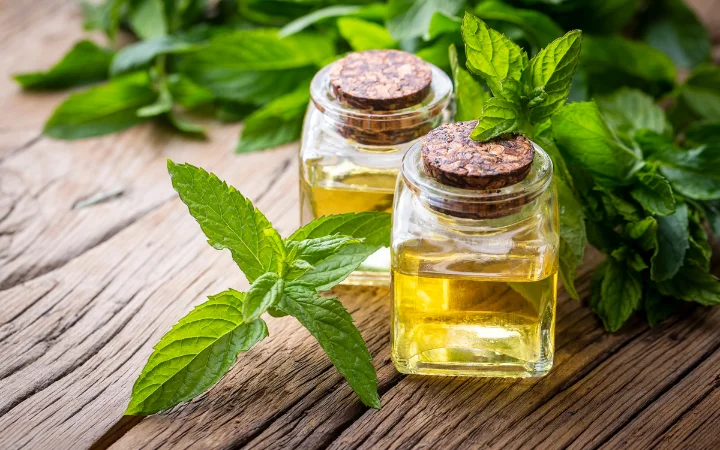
[{"left": 1, "top": 1, "right": 720, "bottom": 449}]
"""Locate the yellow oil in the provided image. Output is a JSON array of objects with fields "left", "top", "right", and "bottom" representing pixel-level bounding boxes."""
[
  {"left": 391, "top": 244, "right": 557, "bottom": 377},
  {"left": 300, "top": 171, "right": 398, "bottom": 285}
]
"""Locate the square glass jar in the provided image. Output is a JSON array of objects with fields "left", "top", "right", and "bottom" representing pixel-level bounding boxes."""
[
  {"left": 391, "top": 141, "right": 559, "bottom": 377},
  {"left": 299, "top": 54, "right": 453, "bottom": 286}
]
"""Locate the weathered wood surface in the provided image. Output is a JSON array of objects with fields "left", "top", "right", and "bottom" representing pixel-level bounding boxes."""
[{"left": 1, "top": 1, "right": 719, "bottom": 449}]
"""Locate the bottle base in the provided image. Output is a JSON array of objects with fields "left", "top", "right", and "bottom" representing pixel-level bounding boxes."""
[{"left": 392, "top": 350, "right": 553, "bottom": 378}]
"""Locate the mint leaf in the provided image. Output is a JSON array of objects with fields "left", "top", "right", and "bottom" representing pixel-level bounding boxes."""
[
  {"left": 552, "top": 102, "right": 642, "bottom": 187},
  {"left": 286, "top": 235, "right": 361, "bottom": 267},
  {"left": 595, "top": 259, "right": 643, "bottom": 332},
  {"left": 167, "top": 160, "right": 283, "bottom": 282},
  {"left": 167, "top": 74, "right": 214, "bottom": 109},
  {"left": 128, "top": 0, "right": 167, "bottom": 40},
  {"left": 462, "top": 13, "right": 528, "bottom": 96},
  {"left": 288, "top": 212, "right": 391, "bottom": 291},
  {"left": 580, "top": 36, "right": 676, "bottom": 96},
  {"left": 651, "top": 202, "right": 689, "bottom": 282},
  {"left": 471, "top": 97, "right": 519, "bottom": 141},
  {"left": 630, "top": 169, "right": 676, "bottom": 216},
  {"left": 556, "top": 177, "right": 586, "bottom": 300},
  {"left": 278, "top": 284, "right": 379, "bottom": 408},
  {"left": 243, "top": 272, "right": 284, "bottom": 322},
  {"left": 647, "top": 141, "right": 720, "bottom": 200},
  {"left": 237, "top": 86, "right": 309, "bottom": 153},
  {"left": 137, "top": 84, "right": 173, "bottom": 118},
  {"left": 658, "top": 263, "right": 720, "bottom": 306},
  {"left": 337, "top": 17, "right": 396, "bottom": 51},
  {"left": 426, "top": 12, "right": 460, "bottom": 40},
  {"left": 626, "top": 217, "right": 658, "bottom": 252},
  {"left": 126, "top": 290, "right": 268, "bottom": 415},
  {"left": 685, "top": 121, "right": 720, "bottom": 146},
  {"left": 43, "top": 72, "right": 156, "bottom": 140},
  {"left": 167, "top": 111, "right": 207, "bottom": 137},
  {"left": 279, "top": 5, "right": 363, "bottom": 37},
  {"left": 526, "top": 29, "right": 582, "bottom": 123},
  {"left": 676, "top": 65, "right": 720, "bottom": 122},
  {"left": 449, "top": 44, "right": 489, "bottom": 122},
  {"left": 474, "top": 1, "right": 563, "bottom": 51},
  {"left": 111, "top": 36, "right": 199, "bottom": 76},
  {"left": 644, "top": 288, "right": 684, "bottom": 327},
  {"left": 641, "top": 0, "right": 711, "bottom": 70},
  {"left": 596, "top": 88, "right": 670, "bottom": 137},
  {"left": 14, "top": 40, "right": 113, "bottom": 90},
  {"left": 387, "top": 0, "right": 463, "bottom": 41},
  {"left": 700, "top": 200, "right": 720, "bottom": 238}
]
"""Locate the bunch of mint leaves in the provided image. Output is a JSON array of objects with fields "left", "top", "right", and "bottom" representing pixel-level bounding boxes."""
[
  {"left": 458, "top": 13, "right": 720, "bottom": 331},
  {"left": 126, "top": 160, "right": 390, "bottom": 415},
  {"left": 13, "top": 0, "right": 714, "bottom": 153}
]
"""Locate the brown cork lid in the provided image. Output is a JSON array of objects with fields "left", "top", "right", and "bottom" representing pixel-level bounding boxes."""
[
  {"left": 421, "top": 121, "right": 534, "bottom": 190},
  {"left": 329, "top": 50, "right": 432, "bottom": 111}
]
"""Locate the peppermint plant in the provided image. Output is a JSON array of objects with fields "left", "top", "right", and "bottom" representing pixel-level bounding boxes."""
[{"left": 126, "top": 161, "right": 389, "bottom": 415}]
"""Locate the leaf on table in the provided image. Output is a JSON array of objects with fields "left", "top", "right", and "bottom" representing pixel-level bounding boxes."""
[
  {"left": 337, "top": 17, "right": 396, "bottom": 51},
  {"left": 237, "top": 86, "right": 309, "bottom": 153},
  {"left": 243, "top": 272, "right": 284, "bottom": 322},
  {"left": 640, "top": 0, "right": 711, "bottom": 70},
  {"left": 14, "top": 40, "right": 113, "bottom": 90},
  {"left": 111, "top": 35, "right": 201, "bottom": 76},
  {"left": 387, "top": 0, "right": 463, "bottom": 41},
  {"left": 471, "top": 97, "right": 519, "bottom": 141},
  {"left": 462, "top": 13, "right": 528, "bottom": 96},
  {"left": 449, "top": 44, "right": 489, "bottom": 122},
  {"left": 128, "top": 0, "right": 168, "bottom": 40},
  {"left": 43, "top": 71, "right": 156, "bottom": 140},
  {"left": 658, "top": 262, "right": 720, "bottom": 306},
  {"left": 526, "top": 29, "right": 582, "bottom": 123},
  {"left": 552, "top": 101, "right": 642, "bottom": 187},
  {"left": 629, "top": 169, "right": 676, "bottom": 216},
  {"left": 277, "top": 284, "right": 379, "bottom": 408},
  {"left": 651, "top": 202, "right": 689, "bottom": 282},
  {"left": 167, "top": 111, "right": 207, "bottom": 138},
  {"left": 126, "top": 290, "right": 268, "bottom": 415},
  {"left": 595, "top": 259, "right": 643, "bottom": 332},
  {"left": 167, "top": 160, "right": 284, "bottom": 282},
  {"left": 137, "top": 84, "right": 173, "bottom": 117}
]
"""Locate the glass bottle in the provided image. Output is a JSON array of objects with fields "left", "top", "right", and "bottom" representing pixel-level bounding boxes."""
[
  {"left": 391, "top": 121, "right": 559, "bottom": 377},
  {"left": 300, "top": 50, "right": 453, "bottom": 286}
]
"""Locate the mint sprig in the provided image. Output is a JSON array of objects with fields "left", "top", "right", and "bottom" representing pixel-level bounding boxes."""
[{"left": 127, "top": 161, "right": 388, "bottom": 415}]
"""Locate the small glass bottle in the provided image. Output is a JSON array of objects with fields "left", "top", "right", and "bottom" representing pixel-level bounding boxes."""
[
  {"left": 391, "top": 121, "right": 559, "bottom": 377},
  {"left": 300, "top": 50, "right": 453, "bottom": 286}
]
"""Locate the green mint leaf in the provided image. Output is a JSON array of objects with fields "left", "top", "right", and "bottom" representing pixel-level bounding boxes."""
[
  {"left": 237, "top": 86, "right": 309, "bottom": 153},
  {"left": 596, "top": 88, "right": 670, "bottom": 137},
  {"left": 596, "top": 187, "right": 643, "bottom": 222},
  {"left": 111, "top": 36, "right": 200, "bottom": 76},
  {"left": 128, "top": 0, "right": 167, "bottom": 40},
  {"left": 677, "top": 65, "right": 720, "bottom": 122},
  {"left": 126, "top": 290, "right": 268, "bottom": 415},
  {"left": 43, "top": 72, "right": 156, "bottom": 140},
  {"left": 279, "top": 5, "right": 363, "bottom": 37},
  {"left": 167, "top": 111, "right": 207, "bottom": 138},
  {"left": 387, "top": 0, "right": 463, "bottom": 41},
  {"left": 470, "top": 97, "right": 519, "bottom": 141},
  {"left": 426, "top": 12, "right": 460, "bottom": 40},
  {"left": 462, "top": 13, "right": 528, "bottom": 96},
  {"left": 449, "top": 44, "right": 489, "bottom": 122},
  {"left": 580, "top": 36, "right": 676, "bottom": 96},
  {"left": 626, "top": 217, "right": 658, "bottom": 252},
  {"left": 285, "top": 235, "right": 362, "bottom": 280},
  {"left": 180, "top": 29, "right": 332, "bottom": 93},
  {"left": 556, "top": 177, "right": 586, "bottom": 300},
  {"left": 630, "top": 169, "right": 676, "bottom": 216},
  {"left": 167, "top": 160, "right": 283, "bottom": 282},
  {"left": 337, "top": 17, "right": 396, "bottom": 51},
  {"left": 651, "top": 202, "right": 689, "bottom": 282},
  {"left": 243, "top": 272, "right": 284, "bottom": 322},
  {"left": 644, "top": 288, "right": 684, "bottom": 327},
  {"left": 415, "top": 36, "right": 454, "bottom": 71},
  {"left": 526, "top": 29, "right": 582, "bottom": 123},
  {"left": 685, "top": 121, "right": 720, "bottom": 146},
  {"left": 552, "top": 102, "right": 642, "bottom": 187},
  {"left": 278, "top": 284, "right": 379, "bottom": 408},
  {"left": 473, "top": 1, "right": 563, "bottom": 52},
  {"left": 80, "top": 0, "right": 127, "bottom": 39},
  {"left": 688, "top": 212, "right": 711, "bottom": 270},
  {"left": 13, "top": 40, "right": 113, "bottom": 90},
  {"left": 647, "top": 141, "right": 720, "bottom": 200},
  {"left": 137, "top": 84, "right": 173, "bottom": 118},
  {"left": 167, "top": 74, "right": 214, "bottom": 109},
  {"left": 700, "top": 200, "right": 720, "bottom": 238},
  {"left": 657, "top": 263, "right": 720, "bottom": 306},
  {"left": 288, "top": 212, "right": 391, "bottom": 291},
  {"left": 641, "top": 0, "right": 711, "bottom": 70},
  {"left": 595, "top": 259, "right": 643, "bottom": 332}
]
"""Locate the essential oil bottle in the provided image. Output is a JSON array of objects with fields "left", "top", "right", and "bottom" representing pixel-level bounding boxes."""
[
  {"left": 391, "top": 121, "right": 559, "bottom": 377},
  {"left": 300, "top": 49, "right": 453, "bottom": 286}
]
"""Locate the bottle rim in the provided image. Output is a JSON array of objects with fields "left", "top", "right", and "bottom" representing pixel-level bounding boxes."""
[
  {"left": 310, "top": 62, "right": 453, "bottom": 126},
  {"left": 401, "top": 139, "right": 554, "bottom": 217}
]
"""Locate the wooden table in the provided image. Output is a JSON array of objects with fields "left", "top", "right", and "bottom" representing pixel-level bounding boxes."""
[{"left": 2, "top": 1, "right": 720, "bottom": 449}]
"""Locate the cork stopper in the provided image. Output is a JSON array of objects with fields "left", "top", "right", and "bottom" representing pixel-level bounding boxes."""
[
  {"left": 418, "top": 121, "right": 536, "bottom": 219},
  {"left": 329, "top": 50, "right": 432, "bottom": 111},
  {"left": 421, "top": 121, "right": 534, "bottom": 189}
]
